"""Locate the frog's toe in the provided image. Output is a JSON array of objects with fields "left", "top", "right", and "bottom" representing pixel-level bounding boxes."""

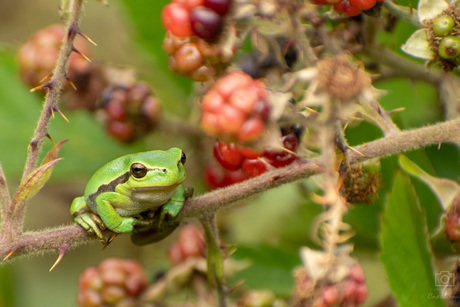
[{"left": 75, "top": 214, "right": 106, "bottom": 241}]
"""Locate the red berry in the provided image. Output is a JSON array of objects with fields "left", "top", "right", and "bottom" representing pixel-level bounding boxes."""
[
  {"left": 105, "top": 100, "right": 126, "bottom": 121},
  {"left": 349, "top": 0, "right": 376, "bottom": 10},
  {"left": 240, "top": 147, "right": 262, "bottom": 159},
  {"left": 107, "top": 121, "right": 135, "bottom": 143},
  {"left": 204, "top": 0, "right": 232, "bottom": 15},
  {"left": 242, "top": 158, "right": 267, "bottom": 177},
  {"left": 161, "top": 3, "right": 194, "bottom": 37},
  {"left": 174, "top": 43, "right": 204, "bottom": 72},
  {"left": 282, "top": 133, "right": 298, "bottom": 151},
  {"left": 221, "top": 169, "right": 249, "bottom": 186},
  {"left": 237, "top": 117, "right": 265, "bottom": 142},
  {"left": 213, "top": 141, "right": 244, "bottom": 170},
  {"left": 263, "top": 151, "right": 296, "bottom": 168},
  {"left": 334, "top": 1, "right": 361, "bottom": 16},
  {"left": 190, "top": 6, "right": 223, "bottom": 41}
]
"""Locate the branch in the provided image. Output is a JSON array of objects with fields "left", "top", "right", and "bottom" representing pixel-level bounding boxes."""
[
  {"left": 12, "top": 0, "right": 87, "bottom": 229},
  {"left": 1, "top": 117, "right": 458, "bottom": 262}
]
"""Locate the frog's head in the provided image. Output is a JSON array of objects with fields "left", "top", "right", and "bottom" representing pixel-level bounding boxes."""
[{"left": 125, "top": 148, "right": 187, "bottom": 191}]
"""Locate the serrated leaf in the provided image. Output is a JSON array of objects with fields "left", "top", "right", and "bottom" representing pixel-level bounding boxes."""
[
  {"left": 402, "top": 29, "right": 435, "bottom": 60},
  {"left": 399, "top": 154, "right": 460, "bottom": 210},
  {"left": 418, "top": 0, "right": 449, "bottom": 23},
  {"left": 13, "top": 158, "right": 63, "bottom": 203},
  {"left": 380, "top": 172, "right": 443, "bottom": 307}
]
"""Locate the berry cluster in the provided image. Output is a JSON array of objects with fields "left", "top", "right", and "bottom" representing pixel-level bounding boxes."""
[
  {"left": 100, "top": 82, "right": 161, "bottom": 143},
  {"left": 162, "top": 0, "right": 232, "bottom": 42},
  {"left": 77, "top": 258, "right": 147, "bottom": 307},
  {"left": 18, "top": 24, "right": 91, "bottom": 88},
  {"left": 17, "top": 24, "right": 107, "bottom": 110},
  {"left": 430, "top": 13, "right": 460, "bottom": 64},
  {"left": 339, "top": 160, "right": 381, "bottom": 205},
  {"left": 161, "top": 0, "right": 235, "bottom": 81},
  {"left": 294, "top": 262, "right": 368, "bottom": 307},
  {"left": 200, "top": 71, "right": 271, "bottom": 143},
  {"left": 312, "top": 0, "right": 383, "bottom": 17},
  {"left": 167, "top": 224, "right": 206, "bottom": 265},
  {"left": 206, "top": 126, "right": 301, "bottom": 188}
]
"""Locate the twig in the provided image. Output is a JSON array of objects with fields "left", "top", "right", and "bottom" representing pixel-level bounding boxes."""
[
  {"left": 383, "top": 0, "right": 421, "bottom": 28},
  {"left": 13, "top": 0, "right": 87, "bottom": 229},
  {"left": 0, "top": 117, "right": 458, "bottom": 262}
]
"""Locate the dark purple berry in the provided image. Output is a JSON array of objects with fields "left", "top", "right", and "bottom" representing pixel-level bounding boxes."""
[
  {"left": 204, "top": 0, "right": 232, "bottom": 16},
  {"left": 190, "top": 6, "right": 223, "bottom": 41}
]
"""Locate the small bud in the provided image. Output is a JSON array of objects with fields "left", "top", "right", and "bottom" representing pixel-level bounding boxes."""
[
  {"left": 432, "top": 15, "right": 455, "bottom": 37},
  {"left": 438, "top": 35, "right": 460, "bottom": 59}
]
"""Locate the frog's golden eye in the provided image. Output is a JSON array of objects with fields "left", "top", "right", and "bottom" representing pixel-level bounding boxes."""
[
  {"left": 180, "top": 152, "right": 186, "bottom": 165},
  {"left": 131, "top": 163, "right": 148, "bottom": 178}
]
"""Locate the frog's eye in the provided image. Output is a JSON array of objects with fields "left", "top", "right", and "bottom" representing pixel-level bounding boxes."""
[
  {"left": 131, "top": 163, "right": 148, "bottom": 178},
  {"left": 180, "top": 152, "right": 186, "bottom": 165}
]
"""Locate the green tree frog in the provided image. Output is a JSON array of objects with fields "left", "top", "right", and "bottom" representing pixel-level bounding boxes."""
[{"left": 70, "top": 148, "right": 187, "bottom": 243}]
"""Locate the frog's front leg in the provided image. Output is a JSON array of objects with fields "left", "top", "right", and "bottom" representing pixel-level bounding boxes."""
[
  {"left": 95, "top": 192, "right": 149, "bottom": 233},
  {"left": 71, "top": 196, "right": 106, "bottom": 240},
  {"left": 160, "top": 184, "right": 191, "bottom": 222}
]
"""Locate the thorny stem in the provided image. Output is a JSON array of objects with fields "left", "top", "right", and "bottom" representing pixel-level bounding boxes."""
[
  {"left": 0, "top": 117, "right": 458, "bottom": 262},
  {"left": 0, "top": 0, "right": 87, "bottom": 259},
  {"left": 11, "top": 0, "right": 86, "bottom": 231},
  {"left": 383, "top": 0, "right": 421, "bottom": 28}
]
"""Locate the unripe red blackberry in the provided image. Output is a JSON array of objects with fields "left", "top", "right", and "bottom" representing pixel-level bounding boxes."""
[
  {"left": 333, "top": 1, "right": 361, "bottom": 17},
  {"left": 432, "top": 15, "right": 455, "bottom": 37},
  {"left": 445, "top": 194, "right": 460, "bottom": 244},
  {"left": 163, "top": 31, "right": 234, "bottom": 81},
  {"left": 17, "top": 24, "right": 92, "bottom": 88},
  {"left": 293, "top": 258, "right": 368, "bottom": 307},
  {"left": 77, "top": 258, "right": 147, "bottom": 307},
  {"left": 100, "top": 82, "right": 161, "bottom": 143},
  {"left": 167, "top": 225, "right": 206, "bottom": 265},
  {"left": 200, "top": 71, "right": 270, "bottom": 142},
  {"left": 349, "top": 0, "right": 376, "bottom": 11}
]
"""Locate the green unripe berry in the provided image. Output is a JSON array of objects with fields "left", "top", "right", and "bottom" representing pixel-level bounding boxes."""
[
  {"left": 438, "top": 35, "right": 460, "bottom": 59},
  {"left": 432, "top": 15, "right": 455, "bottom": 36}
]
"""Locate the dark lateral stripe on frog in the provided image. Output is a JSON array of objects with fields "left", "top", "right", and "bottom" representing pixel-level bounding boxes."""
[
  {"left": 87, "top": 171, "right": 131, "bottom": 205},
  {"left": 87, "top": 167, "right": 168, "bottom": 205}
]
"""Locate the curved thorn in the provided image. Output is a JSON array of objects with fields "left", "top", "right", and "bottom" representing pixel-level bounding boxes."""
[
  {"left": 55, "top": 107, "right": 69, "bottom": 122},
  {"left": 46, "top": 133, "right": 55, "bottom": 144},
  {"left": 49, "top": 244, "right": 70, "bottom": 272},
  {"left": 3, "top": 250, "right": 16, "bottom": 262},
  {"left": 39, "top": 73, "right": 53, "bottom": 83},
  {"left": 227, "top": 280, "right": 245, "bottom": 294},
  {"left": 30, "top": 82, "right": 52, "bottom": 92},
  {"left": 65, "top": 77, "right": 77, "bottom": 91},
  {"left": 77, "top": 30, "right": 97, "bottom": 46},
  {"left": 102, "top": 233, "right": 118, "bottom": 250},
  {"left": 71, "top": 46, "right": 92, "bottom": 62}
]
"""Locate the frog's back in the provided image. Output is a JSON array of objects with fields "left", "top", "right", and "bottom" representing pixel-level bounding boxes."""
[{"left": 83, "top": 154, "right": 132, "bottom": 198}]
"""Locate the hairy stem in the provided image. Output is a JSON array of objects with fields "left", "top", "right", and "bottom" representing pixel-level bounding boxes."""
[
  {"left": 0, "top": 118, "right": 458, "bottom": 262},
  {"left": 12, "top": 0, "right": 87, "bottom": 230},
  {"left": 383, "top": 0, "right": 421, "bottom": 28}
]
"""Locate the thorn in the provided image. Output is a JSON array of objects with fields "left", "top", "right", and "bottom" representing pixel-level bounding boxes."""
[
  {"left": 305, "top": 106, "right": 320, "bottom": 114},
  {"left": 54, "top": 107, "right": 69, "bottom": 122},
  {"left": 342, "top": 122, "right": 349, "bottom": 132},
  {"left": 387, "top": 107, "right": 405, "bottom": 115},
  {"left": 65, "top": 77, "right": 77, "bottom": 91},
  {"left": 49, "top": 244, "right": 70, "bottom": 272},
  {"left": 348, "top": 146, "right": 365, "bottom": 157},
  {"left": 438, "top": 143, "right": 442, "bottom": 150},
  {"left": 102, "top": 233, "right": 118, "bottom": 250},
  {"left": 39, "top": 73, "right": 53, "bottom": 83},
  {"left": 227, "top": 280, "right": 245, "bottom": 294},
  {"left": 46, "top": 133, "right": 55, "bottom": 144},
  {"left": 2, "top": 250, "right": 15, "bottom": 262},
  {"left": 30, "top": 82, "right": 52, "bottom": 92},
  {"left": 77, "top": 30, "right": 97, "bottom": 46},
  {"left": 72, "top": 46, "right": 92, "bottom": 62}
]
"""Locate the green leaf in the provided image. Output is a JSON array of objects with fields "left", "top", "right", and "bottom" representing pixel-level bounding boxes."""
[
  {"left": 41, "top": 139, "right": 68, "bottom": 166},
  {"left": 399, "top": 154, "right": 460, "bottom": 210},
  {"left": 13, "top": 158, "right": 63, "bottom": 203},
  {"left": 380, "top": 171, "right": 444, "bottom": 307},
  {"left": 201, "top": 217, "right": 224, "bottom": 285}
]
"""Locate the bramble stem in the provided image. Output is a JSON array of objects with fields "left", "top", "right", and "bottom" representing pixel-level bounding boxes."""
[
  {"left": 0, "top": 117, "right": 458, "bottom": 262},
  {"left": 12, "top": 0, "right": 87, "bottom": 230}
]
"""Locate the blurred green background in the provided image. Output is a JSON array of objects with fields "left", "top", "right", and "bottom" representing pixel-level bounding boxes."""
[{"left": 0, "top": 0, "right": 459, "bottom": 306}]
